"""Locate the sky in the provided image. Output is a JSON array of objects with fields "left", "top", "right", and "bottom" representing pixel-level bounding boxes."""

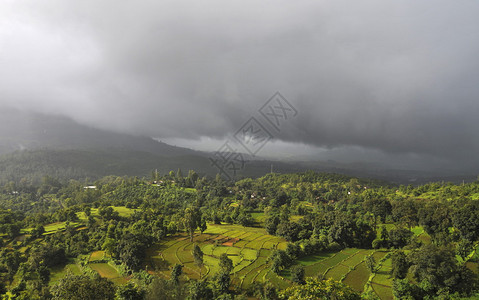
[{"left": 1, "top": 1, "right": 479, "bottom": 171}]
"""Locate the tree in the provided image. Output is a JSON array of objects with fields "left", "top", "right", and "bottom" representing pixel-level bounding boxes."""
[
  {"left": 265, "top": 214, "right": 280, "bottom": 235},
  {"left": 115, "top": 234, "right": 147, "bottom": 271},
  {"left": 31, "top": 224, "right": 45, "bottom": 238},
  {"left": 418, "top": 202, "right": 451, "bottom": 244},
  {"left": 391, "top": 251, "right": 408, "bottom": 279},
  {"left": 456, "top": 239, "right": 474, "bottom": 261},
  {"left": 214, "top": 272, "right": 231, "bottom": 295},
  {"left": 237, "top": 211, "right": 254, "bottom": 227},
  {"left": 147, "top": 277, "right": 187, "bottom": 300},
  {"left": 452, "top": 201, "right": 479, "bottom": 241},
  {"left": 219, "top": 253, "right": 233, "bottom": 274},
  {"left": 363, "top": 198, "right": 392, "bottom": 224},
  {"left": 392, "top": 278, "right": 423, "bottom": 300},
  {"left": 187, "top": 280, "right": 213, "bottom": 300},
  {"left": 51, "top": 273, "right": 115, "bottom": 300},
  {"left": 269, "top": 250, "right": 292, "bottom": 274},
  {"left": 184, "top": 207, "right": 201, "bottom": 242},
  {"left": 280, "top": 278, "right": 361, "bottom": 300},
  {"left": 380, "top": 226, "right": 389, "bottom": 245},
  {"left": 285, "top": 243, "right": 302, "bottom": 260},
  {"left": 38, "top": 265, "right": 51, "bottom": 285},
  {"left": 392, "top": 199, "right": 418, "bottom": 228},
  {"left": 407, "top": 244, "right": 477, "bottom": 297},
  {"left": 365, "top": 254, "right": 377, "bottom": 273},
  {"left": 291, "top": 265, "right": 305, "bottom": 284},
  {"left": 116, "top": 282, "right": 145, "bottom": 300},
  {"left": 0, "top": 282, "right": 6, "bottom": 295},
  {"left": 388, "top": 227, "right": 413, "bottom": 249},
  {"left": 171, "top": 264, "right": 183, "bottom": 285},
  {"left": 192, "top": 244, "right": 204, "bottom": 278},
  {"left": 199, "top": 218, "right": 207, "bottom": 234},
  {"left": 5, "top": 223, "right": 20, "bottom": 239}
]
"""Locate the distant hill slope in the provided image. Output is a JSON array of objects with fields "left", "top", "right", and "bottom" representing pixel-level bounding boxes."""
[
  {"left": 0, "top": 108, "right": 203, "bottom": 157},
  {"left": 0, "top": 109, "right": 475, "bottom": 185},
  {"left": 0, "top": 147, "right": 309, "bottom": 184},
  {"left": 0, "top": 109, "right": 304, "bottom": 183},
  {"left": 0, "top": 149, "right": 210, "bottom": 183}
]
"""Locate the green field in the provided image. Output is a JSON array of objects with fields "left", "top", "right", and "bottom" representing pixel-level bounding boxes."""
[
  {"left": 343, "top": 262, "right": 369, "bottom": 292},
  {"left": 22, "top": 221, "right": 82, "bottom": 235},
  {"left": 49, "top": 263, "right": 82, "bottom": 285},
  {"left": 89, "top": 250, "right": 106, "bottom": 262},
  {"left": 295, "top": 248, "right": 396, "bottom": 299},
  {"left": 148, "top": 226, "right": 399, "bottom": 299},
  {"left": 89, "top": 263, "right": 122, "bottom": 279},
  {"left": 141, "top": 222, "right": 476, "bottom": 299},
  {"left": 146, "top": 224, "right": 289, "bottom": 288}
]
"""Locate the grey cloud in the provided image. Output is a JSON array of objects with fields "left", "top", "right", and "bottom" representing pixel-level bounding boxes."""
[{"left": 1, "top": 0, "right": 479, "bottom": 168}]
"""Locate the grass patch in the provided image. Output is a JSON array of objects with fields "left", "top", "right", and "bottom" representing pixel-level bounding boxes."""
[
  {"left": 89, "top": 250, "right": 105, "bottom": 262},
  {"left": 417, "top": 232, "right": 432, "bottom": 244},
  {"left": 212, "top": 246, "right": 230, "bottom": 257},
  {"left": 304, "top": 262, "right": 330, "bottom": 277},
  {"left": 203, "top": 255, "right": 221, "bottom": 276},
  {"left": 321, "top": 252, "right": 350, "bottom": 268},
  {"left": 236, "top": 257, "right": 267, "bottom": 277},
  {"left": 324, "top": 264, "right": 349, "bottom": 281},
  {"left": 232, "top": 259, "right": 252, "bottom": 274},
  {"left": 49, "top": 263, "right": 82, "bottom": 285},
  {"left": 241, "top": 248, "right": 258, "bottom": 260},
  {"left": 342, "top": 250, "right": 373, "bottom": 267},
  {"left": 372, "top": 282, "right": 393, "bottom": 300},
  {"left": 343, "top": 262, "right": 369, "bottom": 292},
  {"left": 373, "top": 272, "right": 392, "bottom": 286},
  {"left": 89, "top": 263, "right": 121, "bottom": 279},
  {"left": 411, "top": 226, "right": 424, "bottom": 236},
  {"left": 466, "top": 262, "right": 479, "bottom": 274},
  {"left": 242, "top": 264, "right": 269, "bottom": 287},
  {"left": 298, "top": 252, "right": 335, "bottom": 266},
  {"left": 34, "top": 222, "right": 81, "bottom": 235},
  {"left": 372, "top": 251, "right": 388, "bottom": 261},
  {"left": 264, "top": 270, "right": 290, "bottom": 289}
]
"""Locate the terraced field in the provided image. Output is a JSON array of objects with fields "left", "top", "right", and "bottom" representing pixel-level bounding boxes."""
[
  {"left": 146, "top": 224, "right": 289, "bottom": 288},
  {"left": 145, "top": 223, "right": 398, "bottom": 298},
  {"left": 297, "top": 248, "right": 393, "bottom": 299}
]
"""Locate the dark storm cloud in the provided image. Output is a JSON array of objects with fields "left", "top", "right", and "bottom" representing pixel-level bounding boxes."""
[{"left": 1, "top": 0, "right": 479, "bottom": 164}]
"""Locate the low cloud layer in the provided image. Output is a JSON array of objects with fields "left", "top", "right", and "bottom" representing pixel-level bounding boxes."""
[{"left": 1, "top": 1, "right": 479, "bottom": 169}]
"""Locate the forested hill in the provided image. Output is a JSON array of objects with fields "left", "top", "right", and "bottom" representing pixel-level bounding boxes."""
[
  {"left": 0, "top": 108, "right": 202, "bottom": 156},
  {"left": 0, "top": 110, "right": 304, "bottom": 184}
]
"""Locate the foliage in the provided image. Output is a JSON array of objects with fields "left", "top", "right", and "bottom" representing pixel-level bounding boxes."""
[
  {"left": 171, "top": 264, "right": 183, "bottom": 285},
  {"left": 279, "top": 277, "right": 361, "bottom": 300},
  {"left": 390, "top": 250, "right": 408, "bottom": 279},
  {"left": 400, "top": 244, "right": 479, "bottom": 298},
  {"left": 219, "top": 253, "right": 233, "bottom": 274},
  {"left": 291, "top": 265, "right": 305, "bottom": 284},
  {"left": 50, "top": 273, "right": 115, "bottom": 300}
]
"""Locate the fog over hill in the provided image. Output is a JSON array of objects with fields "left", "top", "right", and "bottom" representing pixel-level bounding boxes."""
[{"left": 0, "top": 109, "right": 475, "bottom": 185}]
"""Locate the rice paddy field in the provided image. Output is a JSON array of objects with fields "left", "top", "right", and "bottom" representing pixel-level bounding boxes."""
[
  {"left": 144, "top": 223, "right": 400, "bottom": 299},
  {"left": 146, "top": 224, "right": 290, "bottom": 289},
  {"left": 49, "top": 263, "right": 82, "bottom": 285}
]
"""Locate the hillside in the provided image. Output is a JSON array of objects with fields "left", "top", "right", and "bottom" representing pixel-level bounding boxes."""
[{"left": 0, "top": 109, "right": 476, "bottom": 185}]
